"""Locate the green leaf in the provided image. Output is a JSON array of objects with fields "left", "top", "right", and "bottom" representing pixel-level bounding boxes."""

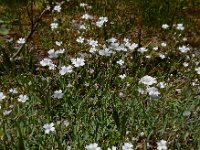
[{"left": 0, "top": 28, "right": 9, "bottom": 35}]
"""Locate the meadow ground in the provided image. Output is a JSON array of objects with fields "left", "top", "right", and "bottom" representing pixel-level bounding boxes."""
[{"left": 0, "top": 0, "right": 200, "bottom": 149}]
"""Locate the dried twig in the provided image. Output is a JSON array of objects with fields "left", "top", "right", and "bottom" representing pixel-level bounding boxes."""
[{"left": 11, "top": 7, "right": 48, "bottom": 60}]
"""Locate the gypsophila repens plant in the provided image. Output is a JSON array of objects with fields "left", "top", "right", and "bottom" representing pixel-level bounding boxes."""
[{"left": 0, "top": 0, "right": 200, "bottom": 149}]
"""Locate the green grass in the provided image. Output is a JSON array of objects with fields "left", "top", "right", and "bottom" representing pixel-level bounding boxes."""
[{"left": 0, "top": 0, "right": 200, "bottom": 149}]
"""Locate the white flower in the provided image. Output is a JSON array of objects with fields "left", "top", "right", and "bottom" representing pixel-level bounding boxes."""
[
  {"left": 87, "top": 39, "right": 98, "bottom": 47},
  {"left": 138, "top": 88, "right": 146, "bottom": 94},
  {"left": 18, "top": 94, "right": 28, "bottom": 103},
  {"left": 48, "top": 63, "right": 57, "bottom": 70},
  {"left": 159, "top": 54, "right": 166, "bottom": 59},
  {"left": 43, "top": 123, "right": 55, "bottom": 134},
  {"left": 107, "top": 37, "right": 117, "bottom": 43},
  {"left": 57, "top": 48, "right": 65, "bottom": 54},
  {"left": 162, "top": 24, "right": 169, "bottom": 29},
  {"left": 161, "top": 42, "right": 167, "bottom": 47},
  {"left": 76, "top": 36, "right": 84, "bottom": 43},
  {"left": 158, "top": 82, "right": 166, "bottom": 88},
  {"left": 59, "top": 65, "right": 73, "bottom": 75},
  {"left": 115, "top": 45, "right": 127, "bottom": 52},
  {"left": 117, "top": 59, "right": 124, "bottom": 66},
  {"left": 153, "top": 46, "right": 158, "bottom": 51},
  {"left": 183, "top": 62, "right": 189, "bottom": 67},
  {"left": 53, "top": 90, "right": 64, "bottom": 99},
  {"left": 9, "top": 88, "right": 18, "bottom": 94},
  {"left": 80, "top": 24, "right": 87, "bottom": 30},
  {"left": 138, "top": 47, "right": 148, "bottom": 53},
  {"left": 55, "top": 41, "right": 63, "bottom": 46},
  {"left": 0, "top": 92, "right": 6, "bottom": 101},
  {"left": 157, "top": 140, "right": 167, "bottom": 150},
  {"left": 17, "top": 37, "right": 26, "bottom": 44},
  {"left": 178, "top": 45, "right": 190, "bottom": 53},
  {"left": 71, "top": 57, "right": 85, "bottom": 67},
  {"left": 85, "top": 143, "right": 101, "bottom": 150},
  {"left": 122, "top": 143, "right": 133, "bottom": 150},
  {"left": 176, "top": 23, "right": 184, "bottom": 30},
  {"left": 119, "top": 74, "right": 126, "bottom": 79},
  {"left": 128, "top": 43, "right": 138, "bottom": 50},
  {"left": 99, "top": 48, "right": 113, "bottom": 56},
  {"left": 89, "top": 47, "right": 97, "bottom": 53},
  {"left": 195, "top": 67, "right": 200, "bottom": 74},
  {"left": 139, "top": 75, "right": 157, "bottom": 86},
  {"left": 99, "top": 16, "right": 108, "bottom": 23},
  {"left": 107, "top": 146, "right": 117, "bottom": 150},
  {"left": 53, "top": 4, "right": 61, "bottom": 12},
  {"left": 96, "top": 16, "right": 108, "bottom": 27},
  {"left": 80, "top": 3, "right": 88, "bottom": 7},
  {"left": 48, "top": 49, "right": 59, "bottom": 58},
  {"left": 81, "top": 13, "right": 93, "bottom": 20},
  {"left": 3, "top": 110, "right": 12, "bottom": 116},
  {"left": 63, "top": 120, "right": 70, "bottom": 127},
  {"left": 40, "top": 58, "right": 53, "bottom": 66},
  {"left": 146, "top": 87, "right": 160, "bottom": 96},
  {"left": 51, "top": 22, "right": 58, "bottom": 30}
]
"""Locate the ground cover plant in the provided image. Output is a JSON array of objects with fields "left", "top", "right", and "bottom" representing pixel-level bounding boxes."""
[{"left": 0, "top": 0, "right": 200, "bottom": 149}]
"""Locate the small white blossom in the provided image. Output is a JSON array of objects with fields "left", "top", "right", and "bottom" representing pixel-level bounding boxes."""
[
  {"left": 59, "top": 65, "right": 73, "bottom": 75},
  {"left": 122, "top": 143, "right": 133, "bottom": 150},
  {"left": 81, "top": 13, "right": 93, "bottom": 20},
  {"left": 3, "top": 110, "right": 12, "bottom": 116},
  {"left": 87, "top": 39, "right": 98, "bottom": 47},
  {"left": 159, "top": 54, "right": 166, "bottom": 59},
  {"left": 99, "top": 48, "right": 113, "bottom": 56},
  {"left": 138, "top": 47, "right": 148, "bottom": 53},
  {"left": 43, "top": 123, "right": 55, "bottom": 134},
  {"left": 85, "top": 143, "right": 101, "bottom": 150},
  {"left": 178, "top": 45, "right": 190, "bottom": 53},
  {"left": 9, "top": 88, "right": 18, "bottom": 94},
  {"left": 48, "top": 49, "right": 59, "bottom": 58},
  {"left": 53, "top": 5, "right": 61, "bottom": 12},
  {"left": 18, "top": 94, "right": 28, "bottom": 103},
  {"left": 63, "top": 120, "right": 70, "bottom": 127},
  {"left": 40, "top": 58, "right": 53, "bottom": 66},
  {"left": 107, "top": 37, "right": 117, "bottom": 43},
  {"left": 80, "top": 3, "right": 88, "bottom": 7},
  {"left": 89, "top": 47, "right": 97, "bottom": 53},
  {"left": 0, "top": 92, "right": 6, "bottom": 101},
  {"left": 147, "top": 87, "right": 160, "bottom": 96},
  {"left": 116, "top": 59, "right": 124, "bottom": 66},
  {"left": 139, "top": 75, "right": 157, "bottom": 86},
  {"left": 76, "top": 36, "right": 84, "bottom": 43},
  {"left": 157, "top": 140, "right": 167, "bottom": 150},
  {"left": 119, "top": 74, "right": 126, "bottom": 79},
  {"left": 71, "top": 57, "right": 85, "bottom": 67},
  {"left": 128, "top": 43, "right": 138, "bottom": 50},
  {"left": 183, "top": 62, "right": 189, "bottom": 67},
  {"left": 55, "top": 41, "right": 63, "bottom": 46},
  {"left": 51, "top": 22, "right": 58, "bottom": 30},
  {"left": 162, "top": 24, "right": 169, "bottom": 29},
  {"left": 176, "top": 23, "right": 184, "bottom": 30},
  {"left": 53, "top": 90, "right": 64, "bottom": 99},
  {"left": 17, "top": 37, "right": 26, "bottom": 44},
  {"left": 161, "top": 42, "right": 167, "bottom": 47},
  {"left": 153, "top": 46, "right": 158, "bottom": 51},
  {"left": 158, "top": 82, "right": 166, "bottom": 88},
  {"left": 107, "top": 146, "right": 117, "bottom": 150},
  {"left": 96, "top": 16, "right": 108, "bottom": 28},
  {"left": 195, "top": 67, "right": 200, "bottom": 74},
  {"left": 138, "top": 88, "right": 146, "bottom": 94}
]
